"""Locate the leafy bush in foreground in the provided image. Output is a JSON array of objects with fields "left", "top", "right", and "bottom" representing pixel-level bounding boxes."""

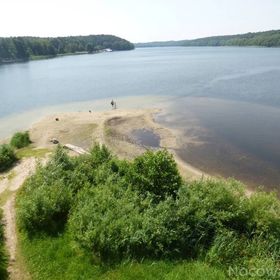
[
  {"left": 16, "top": 144, "right": 114, "bottom": 234},
  {"left": 130, "top": 150, "right": 182, "bottom": 200},
  {"left": 16, "top": 144, "right": 280, "bottom": 277},
  {"left": 17, "top": 147, "right": 74, "bottom": 234},
  {"left": 69, "top": 183, "right": 148, "bottom": 259},
  {"left": 0, "top": 144, "right": 17, "bottom": 172},
  {"left": 68, "top": 179, "right": 249, "bottom": 260},
  {"left": 10, "top": 131, "right": 31, "bottom": 149}
]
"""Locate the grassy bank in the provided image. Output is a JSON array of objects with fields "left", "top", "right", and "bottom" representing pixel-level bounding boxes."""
[
  {"left": 19, "top": 231, "right": 226, "bottom": 280},
  {"left": 0, "top": 210, "right": 8, "bottom": 279}
]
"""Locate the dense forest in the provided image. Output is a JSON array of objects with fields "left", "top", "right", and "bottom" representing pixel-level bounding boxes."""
[
  {"left": 135, "top": 29, "right": 280, "bottom": 48},
  {"left": 0, "top": 35, "right": 134, "bottom": 63}
]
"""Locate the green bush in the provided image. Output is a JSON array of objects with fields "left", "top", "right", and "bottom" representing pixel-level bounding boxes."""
[
  {"left": 69, "top": 183, "right": 147, "bottom": 260},
  {"left": 16, "top": 145, "right": 115, "bottom": 235},
  {"left": 16, "top": 144, "right": 280, "bottom": 276},
  {"left": 0, "top": 144, "right": 17, "bottom": 172},
  {"left": 89, "top": 144, "right": 112, "bottom": 167},
  {"left": 245, "top": 191, "right": 280, "bottom": 238},
  {"left": 68, "top": 179, "right": 240, "bottom": 260},
  {"left": 17, "top": 177, "right": 73, "bottom": 234},
  {"left": 10, "top": 131, "right": 31, "bottom": 149},
  {"left": 130, "top": 150, "right": 182, "bottom": 200},
  {"left": 69, "top": 177, "right": 280, "bottom": 262},
  {"left": 17, "top": 147, "right": 74, "bottom": 234}
]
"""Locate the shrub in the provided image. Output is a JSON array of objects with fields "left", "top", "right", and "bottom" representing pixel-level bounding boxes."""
[
  {"left": 17, "top": 147, "right": 75, "bottom": 234},
  {"left": 10, "top": 131, "right": 31, "bottom": 149},
  {"left": 185, "top": 179, "right": 247, "bottom": 229},
  {"left": 130, "top": 150, "right": 182, "bottom": 200},
  {"left": 68, "top": 179, "right": 248, "bottom": 260},
  {"left": 69, "top": 180, "right": 188, "bottom": 260},
  {"left": 69, "top": 183, "right": 147, "bottom": 260},
  {"left": 17, "top": 171, "right": 73, "bottom": 234},
  {"left": 89, "top": 144, "right": 112, "bottom": 167},
  {"left": 205, "top": 230, "right": 248, "bottom": 267},
  {"left": 0, "top": 144, "right": 17, "bottom": 172},
  {"left": 16, "top": 144, "right": 280, "bottom": 276},
  {"left": 245, "top": 191, "right": 280, "bottom": 238}
]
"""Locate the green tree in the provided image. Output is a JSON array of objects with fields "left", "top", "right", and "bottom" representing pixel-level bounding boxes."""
[
  {"left": 131, "top": 150, "right": 182, "bottom": 200},
  {"left": 0, "top": 144, "right": 17, "bottom": 172},
  {"left": 10, "top": 131, "right": 31, "bottom": 149}
]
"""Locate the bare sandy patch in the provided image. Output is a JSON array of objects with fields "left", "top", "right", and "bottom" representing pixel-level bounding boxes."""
[{"left": 30, "top": 108, "right": 207, "bottom": 180}]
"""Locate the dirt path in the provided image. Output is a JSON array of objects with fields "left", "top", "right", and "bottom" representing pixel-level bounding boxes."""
[
  {"left": 1, "top": 158, "right": 37, "bottom": 280},
  {"left": 2, "top": 196, "right": 23, "bottom": 279}
]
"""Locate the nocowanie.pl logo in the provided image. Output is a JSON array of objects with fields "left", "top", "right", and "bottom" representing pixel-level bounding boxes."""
[{"left": 228, "top": 266, "right": 280, "bottom": 278}]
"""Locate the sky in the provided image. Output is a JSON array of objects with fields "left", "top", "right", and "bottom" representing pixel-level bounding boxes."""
[{"left": 1, "top": 0, "right": 280, "bottom": 42}]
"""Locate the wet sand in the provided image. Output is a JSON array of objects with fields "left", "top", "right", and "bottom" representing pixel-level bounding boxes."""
[
  {"left": 156, "top": 97, "right": 280, "bottom": 192},
  {"left": 0, "top": 95, "right": 171, "bottom": 140}
]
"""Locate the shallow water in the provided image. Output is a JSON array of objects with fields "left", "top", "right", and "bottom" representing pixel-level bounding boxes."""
[
  {"left": 157, "top": 97, "right": 280, "bottom": 189},
  {"left": 0, "top": 95, "right": 168, "bottom": 139},
  {"left": 131, "top": 129, "right": 160, "bottom": 148}
]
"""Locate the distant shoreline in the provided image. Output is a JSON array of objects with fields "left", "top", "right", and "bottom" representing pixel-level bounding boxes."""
[
  {"left": 0, "top": 49, "right": 132, "bottom": 65},
  {"left": 135, "top": 29, "right": 280, "bottom": 48},
  {"left": 0, "top": 34, "right": 134, "bottom": 65}
]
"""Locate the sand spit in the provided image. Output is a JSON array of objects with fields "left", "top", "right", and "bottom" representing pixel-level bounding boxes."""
[{"left": 29, "top": 108, "right": 206, "bottom": 180}]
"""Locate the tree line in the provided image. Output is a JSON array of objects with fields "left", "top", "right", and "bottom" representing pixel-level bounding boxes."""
[
  {"left": 0, "top": 35, "right": 134, "bottom": 63},
  {"left": 135, "top": 29, "right": 280, "bottom": 48}
]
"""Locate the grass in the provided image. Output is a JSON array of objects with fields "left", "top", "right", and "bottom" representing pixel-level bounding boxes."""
[
  {"left": 104, "top": 125, "right": 114, "bottom": 137},
  {"left": 0, "top": 210, "right": 8, "bottom": 279},
  {"left": 19, "top": 231, "right": 227, "bottom": 280},
  {"left": 15, "top": 147, "right": 50, "bottom": 159},
  {"left": 0, "top": 189, "right": 14, "bottom": 207}
]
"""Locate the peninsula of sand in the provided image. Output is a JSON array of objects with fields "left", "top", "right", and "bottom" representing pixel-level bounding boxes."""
[{"left": 30, "top": 108, "right": 204, "bottom": 179}]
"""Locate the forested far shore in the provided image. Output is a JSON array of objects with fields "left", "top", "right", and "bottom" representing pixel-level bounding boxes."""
[
  {"left": 0, "top": 35, "right": 134, "bottom": 63},
  {"left": 135, "top": 29, "right": 280, "bottom": 48}
]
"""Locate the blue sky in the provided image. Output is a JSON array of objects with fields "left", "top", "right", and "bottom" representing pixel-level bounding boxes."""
[{"left": 1, "top": 0, "right": 279, "bottom": 42}]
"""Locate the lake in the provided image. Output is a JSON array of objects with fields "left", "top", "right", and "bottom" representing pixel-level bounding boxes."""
[{"left": 1, "top": 47, "right": 280, "bottom": 189}]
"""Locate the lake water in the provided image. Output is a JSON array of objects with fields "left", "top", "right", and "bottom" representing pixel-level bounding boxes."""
[
  {"left": 132, "top": 129, "right": 160, "bottom": 148},
  {"left": 1, "top": 47, "right": 280, "bottom": 189}
]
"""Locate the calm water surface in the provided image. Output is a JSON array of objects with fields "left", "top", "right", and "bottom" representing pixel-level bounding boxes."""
[
  {"left": 1, "top": 47, "right": 280, "bottom": 189},
  {"left": 132, "top": 129, "right": 160, "bottom": 148}
]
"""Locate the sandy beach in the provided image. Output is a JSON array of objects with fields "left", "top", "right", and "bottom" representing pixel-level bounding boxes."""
[{"left": 28, "top": 107, "right": 206, "bottom": 181}]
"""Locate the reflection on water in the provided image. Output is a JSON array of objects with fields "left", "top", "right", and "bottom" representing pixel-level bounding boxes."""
[
  {"left": 131, "top": 129, "right": 160, "bottom": 148},
  {"left": 158, "top": 97, "right": 280, "bottom": 190}
]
